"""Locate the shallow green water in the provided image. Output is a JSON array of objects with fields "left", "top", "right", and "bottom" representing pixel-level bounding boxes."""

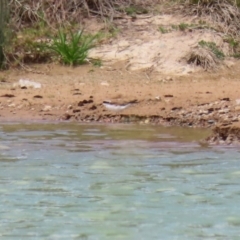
[{"left": 0, "top": 123, "right": 240, "bottom": 239}]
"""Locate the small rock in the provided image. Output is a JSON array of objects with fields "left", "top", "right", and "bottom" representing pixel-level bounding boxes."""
[
  {"left": 208, "top": 119, "right": 215, "bottom": 124},
  {"left": 232, "top": 117, "right": 239, "bottom": 122},
  {"left": 89, "top": 105, "right": 97, "bottom": 110},
  {"left": 220, "top": 97, "right": 230, "bottom": 101},
  {"left": 62, "top": 113, "right": 72, "bottom": 120},
  {"left": 224, "top": 60, "right": 235, "bottom": 68},
  {"left": 199, "top": 110, "right": 209, "bottom": 115},
  {"left": 171, "top": 107, "right": 182, "bottom": 111},
  {"left": 118, "top": 40, "right": 130, "bottom": 48},
  {"left": 33, "top": 95, "right": 43, "bottom": 99},
  {"left": 67, "top": 105, "right": 73, "bottom": 110},
  {"left": 73, "top": 109, "right": 81, "bottom": 113},
  {"left": 208, "top": 107, "right": 214, "bottom": 113},
  {"left": 1, "top": 94, "right": 15, "bottom": 98},
  {"left": 8, "top": 103, "right": 16, "bottom": 108},
  {"left": 165, "top": 76, "right": 173, "bottom": 81},
  {"left": 144, "top": 119, "right": 150, "bottom": 124},
  {"left": 235, "top": 99, "right": 240, "bottom": 105},
  {"left": 101, "top": 81, "right": 109, "bottom": 86},
  {"left": 164, "top": 94, "right": 173, "bottom": 98},
  {"left": 42, "top": 105, "right": 52, "bottom": 112},
  {"left": 78, "top": 99, "right": 93, "bottom": 106},
  {"left": 218, "top": 109, "right": 229, "bottom": 114}
]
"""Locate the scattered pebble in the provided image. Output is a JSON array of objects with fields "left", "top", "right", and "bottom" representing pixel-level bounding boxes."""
[
  {"left": 144, "top": 119, "right": 149, "bottom": 124},
  {"left": 1, "top": 94, "right": 15, "bottom": 98},
  {"left": 33, "top": 95, "right": 43, "bottom": 99},
  {"left": 8, "top": 103, "right": 16, "bottom": 108},
  {"left": 235, "top": 99, "right": 240, "bottom": 105},
  {"left": 42, "top": 105, "right": 52, "bottom": 112},
  {"left": 101, "top": 81, "right": 109, "bottom": 86}
]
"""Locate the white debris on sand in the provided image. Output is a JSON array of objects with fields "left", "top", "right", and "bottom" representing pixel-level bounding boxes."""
[{"left": 13, "top": 79, "right": 42, "bottom": 89}]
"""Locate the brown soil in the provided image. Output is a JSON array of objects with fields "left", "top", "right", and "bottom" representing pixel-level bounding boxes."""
[
  {"left": 0, "top": 61, "right": 240, "bottom": 134},
  {"left": 1, "top": 13, "right": 240, "bottom": 144}
]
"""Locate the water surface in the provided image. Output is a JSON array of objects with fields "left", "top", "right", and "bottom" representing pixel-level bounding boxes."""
[{"left": 0, "top": 123, "right": 239, "bottom": 239}]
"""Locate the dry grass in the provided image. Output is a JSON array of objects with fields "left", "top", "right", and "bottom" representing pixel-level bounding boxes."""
[
  {"left": 179, "top": 0, "right": 240, "bottom": 37},
  {"left": 185, "top": 46, "right": 219, "bottom": 70},
  {"left": 8, "top": 1, "right": 240, "bottom": 36},
  {"left": 6, "top": 0, "right": 163, "bottom": 67},
  {"left": 4, "top": 0, "right": 240, "bottom": 68},
  {"left": 9, "top": 0, "right": 161, "bottom": 27},
  {"left": 0, "top": 0, "right": 8, "bottom": 67}
]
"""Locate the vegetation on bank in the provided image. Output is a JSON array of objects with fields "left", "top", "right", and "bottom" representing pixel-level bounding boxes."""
[
  {"left": 0, "top": 0, "right": 240, "bottom": 69},
  {"left": 0, "top": 0, "right": 8, "bottom": 68}
]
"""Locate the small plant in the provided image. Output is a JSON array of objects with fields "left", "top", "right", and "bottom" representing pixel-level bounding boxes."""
[
  {"left": 233, "top": 53, "right": 240, "bottom": 59},
  {"left": 159, "top": 26, "right": 168, "bottom": 34},
  {"left": 125, "top": 6, "right": 138, "bottom": 16},
  {"left": 198, "top": 40, "right": 225, "bottom": 59},
  {"left": 91, "top": 58, "right": 102, "bottom": 67},
  {"left": 125, "top": 6, "right": 148, "bottom": 16},
  {"left": 171, "top": 24, "right": 179, "bottom": 30},
  {"left": 0, "top": 30, "right": 4, "bottom": 68},
  {"left": 228, "top": 38, "right": 239, "bottom": 49},
  {"left": 103, "top": 18, "right": 120, "bottom": 38},
  {"left": 0, "top": 0, "right": 8, "bottom": 68},
  {"left": 178, "top": 23, "right": 189, "bottom": 31},
  {"left": 225, "top": 37, "right": 240, "bottom": 59},
  {"left": 47, "top": 30, "right": 98, "bottom": 66},
  {"left": 5, "top": 33, "right": 52, "bottom": 66},
  {"left": 224, "top": 37, "right": 239, "bottom": 55}
]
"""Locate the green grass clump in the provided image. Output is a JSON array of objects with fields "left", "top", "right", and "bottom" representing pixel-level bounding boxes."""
[
  {"left": 0, "top": 0, "right": 8, "bottom": 68},
  {"left": 47, "top": 30, "right": 98, "bottom": 66},
  {"left": 125, "top": 5, "right": 148, "bottom": 16},
  {"left": 0, "top": 29, "right": 4, "bottom": 67},
  {"left": 198, "top": 40, "right": 225, "bottom": 59},
  {"left": 178, "top": 23, "right": 189, "bottom": 31},
  {"left": 159, "top": 26, "right": 168, "bottom": 34},
  {"left": 224, "top": 37, "right": 240, "bottom": 57}
]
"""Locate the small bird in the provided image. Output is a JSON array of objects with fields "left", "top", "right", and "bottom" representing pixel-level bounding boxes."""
[{"left": 102, "top": 99, "right": 137, "bottom": 111}]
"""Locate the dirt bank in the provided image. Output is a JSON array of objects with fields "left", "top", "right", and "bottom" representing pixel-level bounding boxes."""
[
  {"left": 0, "top": 61, "right": 239, "bottom": 144},
  {"left": 1, "top": 11, "right": 240, "bottom": 144}
]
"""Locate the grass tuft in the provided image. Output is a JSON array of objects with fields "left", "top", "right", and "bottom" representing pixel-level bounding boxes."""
[
  {"left": 179, "top": 0, "right": 240, "bottom": 37},
  {"left": 46, "top": 30, "right": 98, "bottom": 66},
  {"left": 198, "top": 40, "right": 225, "bottom": 59},
  {"left": 185, "top": 46, "right": 219, "bottom": 70}
]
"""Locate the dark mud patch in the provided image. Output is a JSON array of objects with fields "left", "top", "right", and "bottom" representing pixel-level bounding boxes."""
[{"left": 206, "top": 122, "right": 240, "bottom": 145}]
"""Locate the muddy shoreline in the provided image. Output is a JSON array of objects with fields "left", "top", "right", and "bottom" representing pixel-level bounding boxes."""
[
  {"left": 0, "top": 63, "right": 240, "bottom": 145},
  {"left": 0, "top": 110, "right": 238, "bottom": 145}
]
